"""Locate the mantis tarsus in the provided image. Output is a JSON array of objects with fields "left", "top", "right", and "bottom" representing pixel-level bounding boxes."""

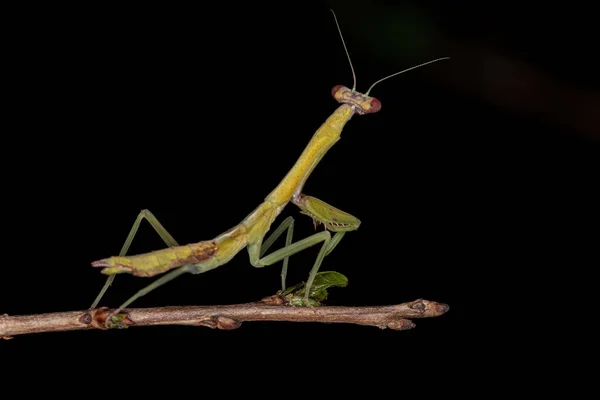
[{"left": 90, "top": 11, "right": 449, "bottom": 321}]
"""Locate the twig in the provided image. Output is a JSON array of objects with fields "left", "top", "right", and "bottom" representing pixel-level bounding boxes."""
[{"left": 0, "top": 297, "right": 448, "bottom": 338}]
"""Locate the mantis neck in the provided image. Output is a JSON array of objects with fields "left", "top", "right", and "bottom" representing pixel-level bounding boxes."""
[{"left": 266, "top": 104, "right": 355, "bottom": 206}]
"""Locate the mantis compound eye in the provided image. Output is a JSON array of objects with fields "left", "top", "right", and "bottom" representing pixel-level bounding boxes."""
[
  {"left": 331, "top": 85, "right": 346, "bottom": 98},
  {"left": 368, "top": 97, "right": 381, "bottom": 113}
]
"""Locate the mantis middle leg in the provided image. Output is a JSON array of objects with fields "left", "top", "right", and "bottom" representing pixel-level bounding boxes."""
[
  {"left": 249, "top": 195, "right": 359, "bottom": 305},
  {"left": 257, "top": 213, "right": 349, "bottom": 292},
  {"left": 249, "top": 229, "right": 342, "bottom": 305}
]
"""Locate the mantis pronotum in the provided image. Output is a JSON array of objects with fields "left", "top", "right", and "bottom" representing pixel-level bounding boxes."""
[{"left": 90, "top": 11, "right": 448, "bottom": 323}]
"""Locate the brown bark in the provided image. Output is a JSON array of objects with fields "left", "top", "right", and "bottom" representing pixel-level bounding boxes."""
[{"left": 0, "top": 297, "right": 448, "bottom": 338}]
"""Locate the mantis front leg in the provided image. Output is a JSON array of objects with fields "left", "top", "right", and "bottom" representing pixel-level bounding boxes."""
[{"left": 295, "top": 194, "right": 362, "bottom": 263}]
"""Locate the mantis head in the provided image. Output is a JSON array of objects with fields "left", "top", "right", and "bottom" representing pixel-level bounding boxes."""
[{"left": 331, "top": 85, "right": 381, "bottom": 115}]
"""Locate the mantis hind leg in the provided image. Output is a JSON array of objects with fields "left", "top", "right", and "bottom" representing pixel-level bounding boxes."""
[
  {"left": 105, "top": 264, "right": 195, "bottom": 325},
  {"left": 89, "top": 209, "right": 179, "bottom": 310}
]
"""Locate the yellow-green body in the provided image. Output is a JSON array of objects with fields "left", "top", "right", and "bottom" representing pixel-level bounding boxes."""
[
  {"left": 94, "top": 102, "right": 361, "bottom": 277},
  {"left": 89, "top": 11, "right": 449, "bottom": 318},
  {"left": 265, "top": 105, "right": 354, "bottom": 203}
]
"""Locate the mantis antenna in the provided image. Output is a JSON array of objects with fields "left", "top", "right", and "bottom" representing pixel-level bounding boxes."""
[
  {"left": 330, "top": 10, "right": 449, "bottom": 96},
  {"left": 331, "top": 10, "right": 357, "bottom": 91},
  {"left": 366, "top": 57, "right": 450, "bottom": 95}
]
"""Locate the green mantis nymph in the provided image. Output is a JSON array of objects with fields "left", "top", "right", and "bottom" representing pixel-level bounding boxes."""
[{"left": 90, "top": 12, "right": 449, "bottom": 321}]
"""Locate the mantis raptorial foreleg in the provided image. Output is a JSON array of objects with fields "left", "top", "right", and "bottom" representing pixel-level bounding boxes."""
[
  {"left": 89, "top": 209, "right": 179, "bottom": 310},
  {"left": 294, "top": 194, "right": 357, "bottom": 259}
]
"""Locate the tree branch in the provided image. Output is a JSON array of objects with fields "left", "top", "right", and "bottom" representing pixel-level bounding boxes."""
[{"left": 0, "top": 296, "right": 448, "bottom": 338}]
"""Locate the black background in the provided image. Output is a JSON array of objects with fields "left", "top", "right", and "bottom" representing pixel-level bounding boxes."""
[{"left": 2, "top": 0, "right": 598, "bottom": 390}]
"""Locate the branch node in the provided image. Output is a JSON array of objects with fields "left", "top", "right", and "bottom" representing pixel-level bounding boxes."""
[
  {"left": 387, "top": 319, "right": 416, "bottom": 331},
  {"left": 79, "top": 312, "right": 92, "bottom": 325},
  {"left": 217, "top": 316, "right": 242, "bottom": 330},
  {"left": 409, "top": 299, "right": 450, "bottom": 317},
  {"left": 91, "top": 307, "right": 133, "bottom": 330}
]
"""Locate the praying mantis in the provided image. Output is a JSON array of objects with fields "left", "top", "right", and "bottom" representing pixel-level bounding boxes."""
[{"left": 90, "top": 11, "right": 449, "bottom": 322}]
